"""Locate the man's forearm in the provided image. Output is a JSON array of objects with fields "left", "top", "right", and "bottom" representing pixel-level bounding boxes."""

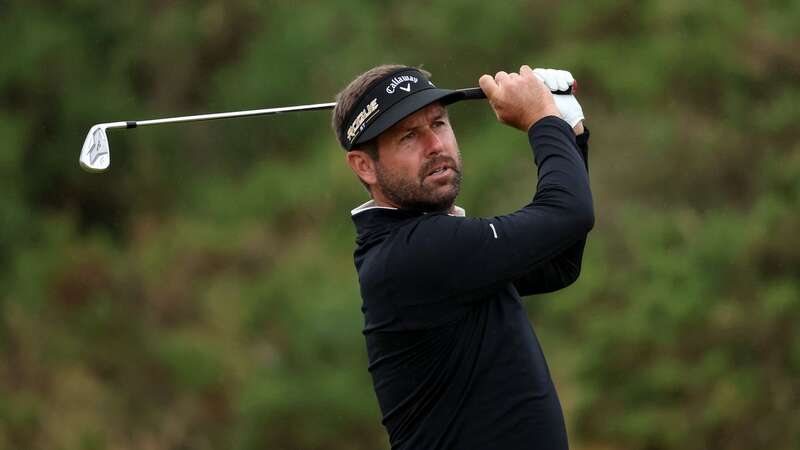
[
  {"left": 513, "top": 124, "right": 591, "bottom": 296},
  {"left": 529, "top": 117, "right": 594, "bottom": 232}
]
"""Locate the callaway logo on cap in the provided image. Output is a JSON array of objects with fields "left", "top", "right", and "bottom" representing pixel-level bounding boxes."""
[
  {"left": 386, "top": 74, "right": 420, "bottom": 94},
  {"left": 340, "top": 67, "right": 466, "bottom": 150}
]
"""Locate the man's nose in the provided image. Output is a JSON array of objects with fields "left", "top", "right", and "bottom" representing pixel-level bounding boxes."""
[{"left": 422, "top": 129, "right": 445, "bottom": 157}]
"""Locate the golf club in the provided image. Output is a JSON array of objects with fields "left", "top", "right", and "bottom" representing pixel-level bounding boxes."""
[{"left": 79, "top": 85, "right": 573, "bottom": 173}]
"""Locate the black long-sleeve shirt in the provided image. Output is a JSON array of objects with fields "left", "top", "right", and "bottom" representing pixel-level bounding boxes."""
[{"left": 351, "top": 116, "right": 593, "bottom": 450}]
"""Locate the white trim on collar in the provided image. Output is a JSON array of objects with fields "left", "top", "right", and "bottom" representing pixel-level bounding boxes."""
[
  {"left": 351, "top": 199, "right": 466, "bottom": 217},
  {"left": 350, "top": 200, "right": 397, "bottom": 216}
]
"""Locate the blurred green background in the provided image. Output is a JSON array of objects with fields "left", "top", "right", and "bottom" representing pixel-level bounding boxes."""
[{"left": 1, "top": 1, "right": 799, "bottom": 449}]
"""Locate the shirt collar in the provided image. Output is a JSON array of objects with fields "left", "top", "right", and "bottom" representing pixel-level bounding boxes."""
[{"left": 350, "top": 199, "right": 466, "bottom": 217}]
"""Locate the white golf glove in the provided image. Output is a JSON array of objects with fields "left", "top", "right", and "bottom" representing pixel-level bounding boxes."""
[{"left": 533, "top": 68, "right": 584, "bottom": 127}]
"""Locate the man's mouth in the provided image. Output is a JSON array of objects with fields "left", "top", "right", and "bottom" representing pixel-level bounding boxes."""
[
  {"left": 429, "top": 166, "right": 449, "bottom": 176},
  {"left": 421, "top": 157, "right": 459, "bottom": 183},
  {"left": 425, "top": 167, "right": 453, "bottom": 182}
]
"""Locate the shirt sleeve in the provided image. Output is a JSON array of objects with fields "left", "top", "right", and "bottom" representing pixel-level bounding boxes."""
[
  {"left": 385, "top": 117, "right": 594, "bottom": 304},
  {"left": 513, "top": 127, "right": 591, "bottom": 296}
]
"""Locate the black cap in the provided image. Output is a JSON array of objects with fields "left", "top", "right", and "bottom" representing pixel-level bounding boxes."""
[{"left": 340, "top": 67, "right": 466, "bottom": 150}]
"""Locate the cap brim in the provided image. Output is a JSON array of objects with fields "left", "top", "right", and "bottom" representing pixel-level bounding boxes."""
[{"left": 351, "top": 88, "right": 466, "bottom": 147}]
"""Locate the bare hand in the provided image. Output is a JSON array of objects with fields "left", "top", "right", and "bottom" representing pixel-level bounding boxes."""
[{"left": 478, "top": 65, "right": 560, "bottom": 131}]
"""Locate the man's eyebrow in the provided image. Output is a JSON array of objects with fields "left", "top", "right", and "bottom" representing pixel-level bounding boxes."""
[{"left": 399, "top": 123, "right": 420, "bottom": 134}]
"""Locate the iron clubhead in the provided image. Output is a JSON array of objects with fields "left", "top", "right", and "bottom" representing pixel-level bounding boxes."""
[{"left": 79, "top": 125, "right": 111, "bottom": 172}]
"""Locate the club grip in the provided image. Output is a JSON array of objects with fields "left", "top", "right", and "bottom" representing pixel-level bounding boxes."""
[
  {"left": 458, "top": 84, "right": 574, "bottom": 100},
  {"left": 458, "top": 87, "right": 487, "bottom": 100}
]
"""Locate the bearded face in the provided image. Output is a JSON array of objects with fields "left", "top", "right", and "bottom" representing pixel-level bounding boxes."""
[
  {"left": 366, "top": 103, "right": 463, "bottom": 213},
  {"left": 374, "top": 152, "right": 462, "bottom": 213}
]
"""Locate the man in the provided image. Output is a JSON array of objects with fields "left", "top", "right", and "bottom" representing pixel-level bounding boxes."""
[{"left": 332, "top": 64, "right": 593, "bottom": 449}]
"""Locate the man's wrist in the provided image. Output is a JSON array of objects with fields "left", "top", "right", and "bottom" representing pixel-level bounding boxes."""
[
  {"left": 524, "top": 106, "right": 561, "bottom": 131},
  {"left": 528, "top": 115, "right": 579, "bottom": 166},
  {"left": 527, "top": 114, "right": 568, "bottom": 134}
]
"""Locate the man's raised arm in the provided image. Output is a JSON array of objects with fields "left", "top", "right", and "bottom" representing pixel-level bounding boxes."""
[{"left": 385, "top": 67, "right": 593, "bottom": 301}]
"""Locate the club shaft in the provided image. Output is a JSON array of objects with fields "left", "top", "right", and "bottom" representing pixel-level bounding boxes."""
[
  {"left": 128, "top": 102, "right": 337, "bottom": 128},
  {"left": 109, "top": 87, "right": 503, "bottom": 129},
  {"left": 104, "top": 85, "right": 571, "bottom": 132}
]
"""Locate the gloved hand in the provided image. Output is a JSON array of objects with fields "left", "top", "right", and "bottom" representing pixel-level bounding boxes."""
[{"left": 533, "top": 68, "right": 585, "bottom": 128}]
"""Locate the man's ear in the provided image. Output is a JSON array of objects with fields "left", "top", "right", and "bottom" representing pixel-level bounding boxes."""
[{"left": 346, "top": 150, "right": 378, "bottom": 186}]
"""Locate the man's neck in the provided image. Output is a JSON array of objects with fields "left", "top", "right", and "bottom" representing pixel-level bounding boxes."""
[{"left": 369, "top": 196, "right": 399, "bottom": 210}]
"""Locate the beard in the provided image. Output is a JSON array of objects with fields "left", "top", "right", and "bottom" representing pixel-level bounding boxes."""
[{"left": 374, "top": 154, "right": 462, "bottom": 213}]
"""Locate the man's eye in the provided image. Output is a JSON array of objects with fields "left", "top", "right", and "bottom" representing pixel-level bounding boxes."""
[
  {"left": 432, "top": 120, "right": 446, "bottom": 128},
  {"left": 401, "top": 131, "right": 415, "bottom": 142}
]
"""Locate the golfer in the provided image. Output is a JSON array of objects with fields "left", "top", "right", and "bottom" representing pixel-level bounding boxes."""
[{"left": 332, "top": 64, "right": 593, "bottom": 450}]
